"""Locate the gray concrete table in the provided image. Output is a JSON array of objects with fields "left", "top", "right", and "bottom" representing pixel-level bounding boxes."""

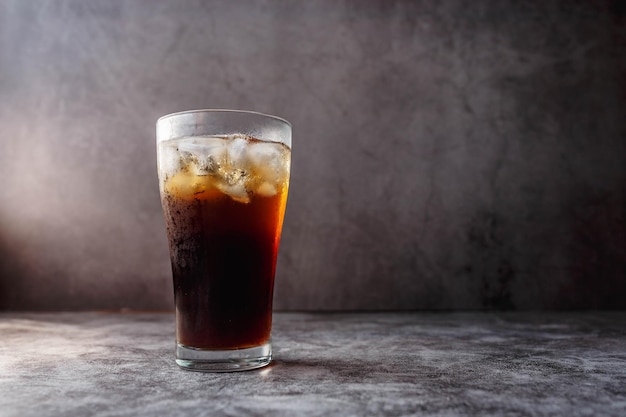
[{"left": 1, "top": 312, "right": 625, "bottom": 416}]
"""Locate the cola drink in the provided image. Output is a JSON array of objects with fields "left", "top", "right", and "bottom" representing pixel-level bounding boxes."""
[
  {"left": 160, "top": 135, "right": 290, "bottom": 349},
  {"left": 157, "top": 110, "right": 291, "bottom": 371}
]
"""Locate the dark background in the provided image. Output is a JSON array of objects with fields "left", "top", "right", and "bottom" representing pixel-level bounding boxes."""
[{"left": 0, "top": 0, "right": 624, "bottom": 311}]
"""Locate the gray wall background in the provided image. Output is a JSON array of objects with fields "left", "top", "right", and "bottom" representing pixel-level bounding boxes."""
[{"left": 0, "top": 0, "right": 624, "bottom": 311}]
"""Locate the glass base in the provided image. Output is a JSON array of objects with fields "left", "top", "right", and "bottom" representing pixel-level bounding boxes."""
[{"left": 175, "top": 342, "right": 272, "bottom": 372}]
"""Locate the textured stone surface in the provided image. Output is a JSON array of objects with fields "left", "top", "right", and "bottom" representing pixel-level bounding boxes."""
[
  {"left": 1, "top": 312, "right": 625, "bottom": 416},
  {"left": 0, "top": 1, "right": 625, "bottom": 310}
]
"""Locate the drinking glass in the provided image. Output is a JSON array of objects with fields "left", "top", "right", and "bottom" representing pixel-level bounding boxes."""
[{"left": 156, "top": 110, "right": 291, "bottom": 372}]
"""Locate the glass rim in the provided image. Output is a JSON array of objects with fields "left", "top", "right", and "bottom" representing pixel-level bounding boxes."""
[{"left": 157, "top": 109, "right": 292, "bottom": 128}]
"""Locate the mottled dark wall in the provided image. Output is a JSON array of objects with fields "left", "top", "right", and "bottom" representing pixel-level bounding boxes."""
[{"left": 0, "top": 0, "right": 624, "bottom": 311}]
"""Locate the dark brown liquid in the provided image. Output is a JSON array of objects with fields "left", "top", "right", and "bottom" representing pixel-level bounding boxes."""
[{"left": 162, "top": 183, "right": 287, "bottom": 350}]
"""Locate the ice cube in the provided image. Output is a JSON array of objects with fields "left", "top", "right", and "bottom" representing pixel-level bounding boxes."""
[
  {"left": 223, "top": 168, "right": 247, "bottom": 186},
  {"left": 158, "top": 141, "right": 183, "bottom": 179},
  {"left": 247, "top": 141, "right": 280, "bottom": 164},
  {"left": 227, "top": 135, "right": 249, "bottom": 168},
  {"left": 176, "top": 136, "right": 224, "bottom": 151},
  {"left": 255, "top": 181, "right": 277, "bottom": 197},
  {"left": 201, "top": 147, "right": 228, "bottom": 176},
  {"left": 247, "top": 141, "right": 289, "bottom": 184},
  {"left": 176, "top": 137, "right": 229, "bottom": 175},
  {"left": 164, "top": 170, "right": 212, "bottom": 199},
  {"left": 216, "top": 181, "right": 250, "bottom": 204}
]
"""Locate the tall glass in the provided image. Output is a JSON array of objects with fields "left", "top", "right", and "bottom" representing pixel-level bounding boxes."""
[{"left": 156, "top": 110, "right": 291, "bottom": 372}]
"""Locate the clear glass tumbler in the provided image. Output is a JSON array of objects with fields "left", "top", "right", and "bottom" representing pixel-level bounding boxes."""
[{"left": 156, "top": 110, "right": 291, "bottom": 372}]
